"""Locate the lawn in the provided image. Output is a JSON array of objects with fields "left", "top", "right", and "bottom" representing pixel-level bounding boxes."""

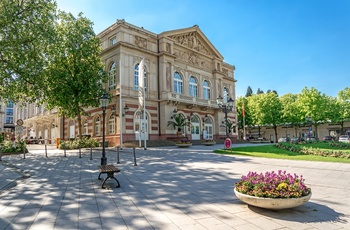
[{"left": 214, "top": 143, "right": 350, "bottom": 163}]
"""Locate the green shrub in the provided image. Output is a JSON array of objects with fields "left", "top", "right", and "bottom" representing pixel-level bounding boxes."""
[
  {"left": 276, "top": 142, "right": 350, "bottom": 158},
  {"left": 59, "top": 137, "right": 100, "bottom": 150},
  {"left": 0, "top": 139, "right": 27, "bottom": 153}
]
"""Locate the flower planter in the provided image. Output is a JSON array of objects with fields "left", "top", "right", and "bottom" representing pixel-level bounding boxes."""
[
  {"left": 234, "top": 188, "right": 312, "bottom": 210},
  {"left": 175, "top": 143, "right": 192, "bottom": 148},
  {"left": 202, "top": 141, "right": 216, "bottom": 146}
]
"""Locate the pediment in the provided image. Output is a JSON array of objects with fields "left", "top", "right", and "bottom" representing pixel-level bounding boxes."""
[{"left": 160, "top": 26, "right": 223, "bottom": 60}]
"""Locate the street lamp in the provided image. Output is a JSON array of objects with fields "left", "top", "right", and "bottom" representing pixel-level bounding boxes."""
[
  {"left": 217, "top": 95, "right": 234, "bottom": 138},
  {"left": 99, "top": 92, "right": 109, "bottom": 166}
]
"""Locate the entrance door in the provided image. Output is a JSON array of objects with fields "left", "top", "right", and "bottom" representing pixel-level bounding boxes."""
[
  {"left": 191, "top": 115, "right": 200, "bottom": 140},
  {"left": 134, "top": 110, "right": 148, "bottom": 141},
  {"left": 204, "top": 117, "right": 213, "bottom": 140}
]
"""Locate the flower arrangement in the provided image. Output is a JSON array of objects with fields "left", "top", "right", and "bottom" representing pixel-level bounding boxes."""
[
  {"left": 235, "top": 170, "right": 311, "bottom": 198},
  {"left": 202, "top": 139, "right": 216, "bottom": 143},
  {"left": 175, "top": 140, "right": 191, "bottom": 144}
]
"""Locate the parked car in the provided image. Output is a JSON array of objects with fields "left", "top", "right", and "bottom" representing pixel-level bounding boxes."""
[
  {"left": 278, "top": 137, "right": 288, "bottom": 143},
  {"left": 338, "top": 135, "right": 350, "bottom": 143},
  {"left": 323, "top": 136, "right": 334, "bottom": 141},
  {"left": 290, "top": 137, "right": 300, "bottom": 143},
  {"left": 306, "top": 136, "right": 316, "bottom": 141}
]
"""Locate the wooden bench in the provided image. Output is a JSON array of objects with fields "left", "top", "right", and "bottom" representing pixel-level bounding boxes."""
[{"left": 98, "top": 165, "right": 121, "bottom": 189}]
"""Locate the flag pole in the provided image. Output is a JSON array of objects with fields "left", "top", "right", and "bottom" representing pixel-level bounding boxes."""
[
  {"left": 143, "top": 83, "right": 147, "bottom": 150},
  {"left": 242, "top": 100, "right": 246, "bottom": 140},
  {"left": 119, "top": 59, "right": 123, "bottom": 149}
]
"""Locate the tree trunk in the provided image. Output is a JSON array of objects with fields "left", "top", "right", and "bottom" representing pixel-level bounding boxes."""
[
  {"left": 274, "top": 125, "right": 278, "bottom": 143},
  {"left": 77, "top": 113, "right": 82, "bottom": 139}
]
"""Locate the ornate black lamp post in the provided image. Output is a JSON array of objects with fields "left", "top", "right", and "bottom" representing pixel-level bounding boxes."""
[
  {"left": 100, "top": 92, "right": 109, "bottom": 165},
  {"left": 217, "top": 95, "right": 234, "bottom": 138}
]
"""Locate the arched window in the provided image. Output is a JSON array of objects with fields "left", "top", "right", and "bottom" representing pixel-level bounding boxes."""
[
  {"left": 95, "top": 117, "right": 100, "bottom": 136},
  {"left": 189, "top": 77, "right": 197, "bottom": 97},
  {"left": 83, "top": 119, "right": 88, "bottom": 134},
  {"left": 108, "top": 62, "right": 116, "bottom": 90},
  {"left": 223, "top": 87, "right": 229, "bottom": 103},
  {"left": 174, "top": 72, "right": 183, "bottom": 94},
  {"left": 109, "top": 114, "right": 115, "bottom": 134},
  {"left": 134, "top": 63, "right": 147, "bottom": 91},
  {"left": 203, "top": 80, "right": 210, "bottom": 100}
]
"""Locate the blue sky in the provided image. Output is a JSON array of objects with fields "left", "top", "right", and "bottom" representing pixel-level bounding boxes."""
[{"left": 56, "top": 0, "right": 350, "bottom": 98}]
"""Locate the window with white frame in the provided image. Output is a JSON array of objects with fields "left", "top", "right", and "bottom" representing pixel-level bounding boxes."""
[
  {"left": 203, "top": 80, "right": 210, "bottom": 100},
  {"left": 108, "top": 114, "right": 115, "bottom": 134},
  {"left": 110, "top": 37, "right": 116, "bottom": 46},
  {"left": 108, "top": 62, "right": 116, "bottom": 90},
  {"left": 83, "top": 119, "right": 88, "bottom": 134},
  {"left": 223, "top": 87, "right": 229, "bottom": 103},
  {"left": 174, "top": 72, "right": 183, "bottom": 94},
  {"left": 134, "top": 63, "right": 147, "bottom": 91},
  {"left": 95, "top": 117, "right": 100, "bottom": 136},
  {"left": 189, "top": 77, "right": 197, "bottom": 97}
]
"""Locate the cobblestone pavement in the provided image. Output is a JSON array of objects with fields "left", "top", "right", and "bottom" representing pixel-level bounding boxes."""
[{"left": 0, "top": 144, "right": 349, "bottom": 229}]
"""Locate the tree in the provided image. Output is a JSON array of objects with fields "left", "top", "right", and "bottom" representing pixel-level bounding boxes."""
[
  {"left": 0, "top": 0, "right": 57, "bottom": 102},
  {"left": 167, "top": 113, "right": 190, "bottom": 136},
  {"left": 280, "top": 93, "right": 302, "bottom": 137},
  {"left": 257, "top": 92, "right": 283, "bottom": 142},
  {"left": 43, "top": 11, "right": 107, "bottom": 139},
  {"left": 332, "top": 88, "right": 350, "bottom": 134},
  {"left": 245, "top": 86, "right": 253, "bottom": 97},
  {"left": 297, "top": 87, "right": 329, "bottom": 139},
  {"left": 256, "top": 88, "right": 264, "bottom": 94}
]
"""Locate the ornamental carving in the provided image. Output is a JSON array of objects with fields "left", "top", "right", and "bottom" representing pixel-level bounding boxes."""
[
  {"left": 174, "top": 49, "right": 211, "bottom": 69},
  {"left": 135, "top": 36, "right": 147, "bottom": 49},
  {"left": 170, "top": 32, "right": 213, "bottom": 56}
]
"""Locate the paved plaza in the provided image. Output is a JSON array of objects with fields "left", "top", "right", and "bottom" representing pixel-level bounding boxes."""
[{"left": 0, "top": 144, "right": 350, "bottom": 230}]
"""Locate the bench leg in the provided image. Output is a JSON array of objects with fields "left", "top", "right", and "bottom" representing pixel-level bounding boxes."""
[
  {"left": 98, "top": 172, "right": 103, "bottom": 180},
  {"left": 101, "top": 172, "right": 120, "bottom": 189}
]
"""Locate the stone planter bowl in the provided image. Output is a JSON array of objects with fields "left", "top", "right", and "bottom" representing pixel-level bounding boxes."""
[{"left": 234, "top": 188, "right": 312, "bottom": 210}]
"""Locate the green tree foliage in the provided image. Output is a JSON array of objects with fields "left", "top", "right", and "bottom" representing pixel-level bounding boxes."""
[
  {"left": 296, "top": 87, "right": 330, "bottom": 138},
  {"left": 167, "top": 113, "right": 190, "bottom": 132},
  {"left": 0, "top": 0, "right": 57, "bottom": 102},
  {"left": 333, "top": 88, "right": 350, "bottom": 134},
  {"left": 280, "top": 93, "right": 302, "bottom": 136},
  {"left": 43, "top": 11, "right": 107, "bottom": 138},
  {"left": 245, "top": 86, "right": 253, "bottom": 97}
]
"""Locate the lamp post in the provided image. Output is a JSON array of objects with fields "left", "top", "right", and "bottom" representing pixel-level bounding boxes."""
[
  {"left": 100, "top": 92, "right": 109, "bottom": 166},
  {"left": 217, "top": 95, "right": 234, "bottom": 138}
]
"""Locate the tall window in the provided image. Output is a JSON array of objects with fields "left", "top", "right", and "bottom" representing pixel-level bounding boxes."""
[
  {"left": 174, "top": 72, "right": 183, "bottom": 94},
  {"left": 189, "top": 77, "right": 197, "bottom": 97},
  {"left": 134, "top": 63, "right": 147, "bottom": 91},
  {"left": 109, "top": 114, "right": 115, "bottom": 134},
  {"left": 95, "top": 117, "right": 100, "bottom": 136},
  {"left": 203, "top": 80, "right": 210, "bottom": 100},
  {"left": 108, "top": 62, "right": 116, "bottom": 90},
  {"left": 83, "top": 119, "right": 88, "bottom": 134},
  {"left": 69, "top": 120, "right": 75, "bottom": 138},
  {"left": 110, "top": 37, "right": 116, "bottom": 45},
  {"left": 5, "top": 101, "right": 14, "bottom": 124},
  {"left": 223, "top": 87, "right": 229, "bottom": 103}
]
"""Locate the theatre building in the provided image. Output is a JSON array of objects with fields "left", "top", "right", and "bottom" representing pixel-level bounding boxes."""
[{"left": 22, "top": 20, "right": 238, "bottom": 146}]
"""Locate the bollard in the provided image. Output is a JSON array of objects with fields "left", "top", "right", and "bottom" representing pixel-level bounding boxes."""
[
  {"left": 133, "top": 147, "right": 138, "bottom": 166},
  {"left": 23, "top": 146, "right": 26, "bottom": 159},
  {"left": 64, "top": 143, "right": 67, "bottom": 157},
  {"left": 79, "top": 145, "right": 81, "bottom": 158},
  {"left": 117, "top": 147, "right": 120, "bottom": 164},
  {"left": 45, "top": 144, "right": 47, "bottom": 157},
  {"left": 90, "top": 144, "right": 93, "bottom": 160},
  {"left": 0, "top": 147, "right": 2, "bottom": 161}
]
